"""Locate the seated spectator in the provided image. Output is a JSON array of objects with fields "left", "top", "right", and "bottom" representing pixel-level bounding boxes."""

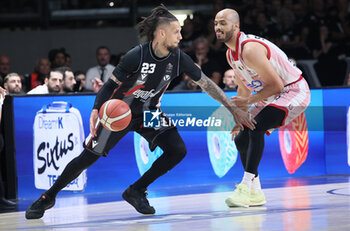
[
  {"left": 85, "top": 46, "right": 115, "bottom": 91},
  {"left": 0, "top": 55, "right": 10, "bottom": 86},
  {"left": 4, "top": 73, "right": 23, "bottom": 94},
  {"left": 223, "top": 69, "right": 237, "bottom": 90},
  {"left": 60, "top": 67, "right": 76, "bottom": 93},
  {"left": 73, "top": 71, "right": 92, "bottom": 92},
  {"left": 27, "top": 68, "right": 64, "bottom": 94},
  {"left": 192, "top": 37, "right": 222, "bottom": 86},
  {"left": 25, "top": 58, "right": 51, "bottom": 91}
]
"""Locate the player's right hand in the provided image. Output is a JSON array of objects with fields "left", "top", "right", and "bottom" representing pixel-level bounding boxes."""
[{"left": 89, "top": 109, "right": 99, "bottom": 137}]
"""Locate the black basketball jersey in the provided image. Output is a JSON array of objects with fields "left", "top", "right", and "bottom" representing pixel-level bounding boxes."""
[{"left": 112, "top": 41, "right": 201, "bottom": 116}]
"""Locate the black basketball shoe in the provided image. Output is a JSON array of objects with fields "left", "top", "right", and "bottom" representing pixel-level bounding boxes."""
[
  {"left": 122, "top": 186, "right": 155, "bottom": 214},
  {"left": 25, "top": 193, "right": 55, "bottom": 219}
]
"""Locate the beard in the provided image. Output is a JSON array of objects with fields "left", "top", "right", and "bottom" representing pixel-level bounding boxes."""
[
  {"left": 10, "top": 87, "right": 22, "bottom": 94},
  {"left": 166, "top": 44, "right": 179, "bottom": 53},
  {"left": 217, "top": 27, "right": 234, "bottom": 43},
  {"left": 163, "top": 40, "right": 179, "bottom": 53},
  {"left": 48, "top": 85, "right": 60, "bottom": 93}
]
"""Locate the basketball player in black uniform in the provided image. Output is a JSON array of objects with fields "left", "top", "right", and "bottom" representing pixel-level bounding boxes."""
[{"left": 25, "top": 5, "right": 255, "bottom": 219}]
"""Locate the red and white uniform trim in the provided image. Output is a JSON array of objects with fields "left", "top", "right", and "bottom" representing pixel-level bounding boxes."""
[{"left": 227, "top": 32, "right": 311, "bottom": 133}]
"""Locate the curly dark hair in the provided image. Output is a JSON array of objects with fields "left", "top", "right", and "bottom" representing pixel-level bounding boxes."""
[{"left": 136, "top": 4, "right": 178, "bottom": 41}]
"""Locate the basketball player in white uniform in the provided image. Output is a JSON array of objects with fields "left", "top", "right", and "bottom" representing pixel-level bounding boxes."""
[{"left": 214, "top": 9, "right": 310, "bottom": 207}]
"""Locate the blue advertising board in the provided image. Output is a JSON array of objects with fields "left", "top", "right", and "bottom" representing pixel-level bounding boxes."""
[
  {"left": 12, "top": 88, "right": 348, "bottom": 199},
  {"left": 322, "top": 88, "right": 350, "bottom": 174}
]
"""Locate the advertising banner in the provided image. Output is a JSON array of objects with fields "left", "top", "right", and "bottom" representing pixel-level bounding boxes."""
[{"left": 33, "top": 101, "right": 86, "bottom": 191}]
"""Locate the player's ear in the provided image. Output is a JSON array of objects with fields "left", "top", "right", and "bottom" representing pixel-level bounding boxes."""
[{"left": 158, "top": 28, "right": 166, "bottom": 38}]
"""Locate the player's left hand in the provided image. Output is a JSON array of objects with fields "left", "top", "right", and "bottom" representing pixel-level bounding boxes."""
[
  {"left": 231, "top": 96, "right": 249, "bottom": 107},
  {"left": 230, "top": 124, "right": 241, "bottom": 141},
  {"left": 231, "top": 108, "right": 256, "bottom": 130}
]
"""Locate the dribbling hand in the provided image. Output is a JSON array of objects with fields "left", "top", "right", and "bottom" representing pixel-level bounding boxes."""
[{"left": 89, "top": 109, "right": 99, "bottom": 137}]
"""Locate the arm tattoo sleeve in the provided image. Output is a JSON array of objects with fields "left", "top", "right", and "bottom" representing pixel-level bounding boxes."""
[{"left": 195, "top": 72, "right": 237, "bottom": 113}]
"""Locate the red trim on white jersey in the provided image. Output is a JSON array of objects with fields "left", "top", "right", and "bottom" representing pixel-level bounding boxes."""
[{"left": 241, "top": 39, "right": 271, "bottom": 60}]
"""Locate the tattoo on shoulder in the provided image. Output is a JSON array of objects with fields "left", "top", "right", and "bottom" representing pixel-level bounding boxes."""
[{"left": 111, "top": 75, "right": 122, "bottom": 85}]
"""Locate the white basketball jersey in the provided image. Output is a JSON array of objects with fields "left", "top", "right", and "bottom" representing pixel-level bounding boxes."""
[{"left": 226, "top": 32, "right": 302, "bottom": 93}]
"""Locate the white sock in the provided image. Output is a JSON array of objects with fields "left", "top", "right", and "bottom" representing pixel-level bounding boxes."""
[
  {"left": 240, "top": 171, "right": 255, "bottom": 190},
  {"left": 252, "top": 175, "right": 262, "bottom": 193}
]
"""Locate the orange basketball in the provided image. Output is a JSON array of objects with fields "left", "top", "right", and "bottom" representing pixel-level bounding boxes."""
[{"left": 99, "top": 99, "right": 132, "bottom": 132}]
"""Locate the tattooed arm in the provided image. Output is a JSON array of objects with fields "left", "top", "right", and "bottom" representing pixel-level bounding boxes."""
[
  {"left": 195, "top": 73, "right": 236, "bottom": 114},
  {"left": 195, "top": 72, "right": 256, "bottom": 130}
]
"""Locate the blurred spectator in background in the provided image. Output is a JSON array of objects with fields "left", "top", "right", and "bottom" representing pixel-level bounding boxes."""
[
  {"left": 0, "top": 55, "right": 10, "bottom": 86},
  {"left": 192, "top": 12, "right": 207, "bottom": 39},
  {"left": 25, "top": 58, "right": 51, "bottom": 92},
  {"left": 27, "top": 68, "right": 64, "bottom": 94},
  {"left": 65, "top": 53, "right": 71, "bottom": 67},
  {"left": 192, "top": 37, "right": 222, "bottom": 86},
  {"left": 60, "top": 67, "right": 76, "bottom": 93},
  {"left": 110, "top": 52, "right": 125, "bottom": 66},
  {"left": 172, "top": 64, "right": 201, "bottom": 92},
  {"left": 48, "top": 48, "right": 67, "bottom": 69},
  {"left": 179, "top": 16, "right": 197, "bottom": 54},
  {"left": 223, "top": 69, "right": 237, "bottom": 90},
  {"left": 172, "top": 73, "right": 200, "bottom": 91},
  {"left": 85, "top": 46, "right": 115, "bottom": 91},
  {"left": 74, "top": 71, "right": 92, "bottom": 92},
  {"left": 268, "top": 0, "right": 283, "bottom": 25},
  {"left": 4, "top": 73, "right": 23, "bottom": 94},
  {"left": 250, "top": 11, "right": 280, "bottom": 44},
  {"left": 313, "top": 24, "right": 347, "bottom": 86},
  {"left": 203, "top": 17, "right": 225, "bottom": 53}
]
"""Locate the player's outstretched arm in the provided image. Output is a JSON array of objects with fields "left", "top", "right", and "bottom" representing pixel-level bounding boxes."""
[{"left": 195, "top": 73, "right": 256, "bottom": 130}]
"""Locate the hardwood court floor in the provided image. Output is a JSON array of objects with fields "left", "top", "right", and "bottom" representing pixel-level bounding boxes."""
[{"left": 0, "top": 176, "right": 349, "bottom": 231}]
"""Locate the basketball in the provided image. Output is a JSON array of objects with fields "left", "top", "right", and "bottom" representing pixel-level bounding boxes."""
[{"left": 99, "top": 99, "right": 132, "bottom": 132}]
